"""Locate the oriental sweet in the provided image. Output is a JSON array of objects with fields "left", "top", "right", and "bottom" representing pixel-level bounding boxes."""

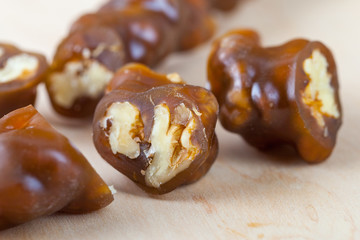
[
  {"left": 0, "top": 106, "right": 114, "bottom": 230},
  {"left": 46, "top": 0, "right": 239, "bottom": 118},
  {"left": 207, "top": 29, "right": 342, "bottom": 162},
  {"left": 93, "top": 64, "right": 219, "bottom": 194},
  {"left": 0, "top": 44, "right": 48, "bottom": 117}
]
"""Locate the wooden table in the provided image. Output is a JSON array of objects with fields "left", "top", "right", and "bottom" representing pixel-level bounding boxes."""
[{"left": 1, "top": 0, "right": 359, "bottom": 239}]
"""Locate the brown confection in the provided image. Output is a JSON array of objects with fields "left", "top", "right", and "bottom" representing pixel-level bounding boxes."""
[
  {"left": 0, "top": 106, "right": 114, "bottom": 230},
  {"left": 93, "top": 64, "right": 219, "bottom": 194},
  {"left": 210, "top": 0, "right": 238, "bottom": 11},
  {"left": 46, "top": 0, "right": 239, "bottom": 118},
  {"left": 45, "top": 26, "right": 126, "bottom": 118},
  {"left": 207, "top": 29, "right": 342, "bottom": 162},
  {"left": 0, "top": 44, "right": 48, "bottom": 117}
]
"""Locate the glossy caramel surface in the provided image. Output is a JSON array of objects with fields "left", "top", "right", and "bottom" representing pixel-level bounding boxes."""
[
  {"left": 0, "top": 106, "right": 113, "bottom": 230},
  {"left": 46, "top": 0, "right": 234, "bottom": 118},
  {"left": 93, "top": 64, "right": 219, "bottom": 194},
  {"left": 208, "top": 30, "right": 342, "bottom": 162},
  {"left": 1, "top": 1, "right": 359, "bottom": 238}
]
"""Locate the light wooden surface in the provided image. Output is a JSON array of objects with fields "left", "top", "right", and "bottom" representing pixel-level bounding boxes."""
[{"left": 1, "top": 0, "right": 360, "bottom": 239}]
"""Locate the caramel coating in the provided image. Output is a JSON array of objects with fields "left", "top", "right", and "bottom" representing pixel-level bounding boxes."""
[
  {"left": 207, "top": 30, "right": 342, "bottom": 162},
  {"left": 96, "top": 0, "right": 212, "bottom": 51},
  {"left": 46, "top": 0, "right": 240, "bottom": 118},
  {"left": 210, "top": 0, "right": 238, "bottom": 11},
  {"left": 0, "top": 106, "right": 114, "bottom": 230},
  {"left": 93, "top": 64, "right": 219, "bottom": 194},
  {"left": 0, "top": 44, "right": 48, "bottom": 117}
]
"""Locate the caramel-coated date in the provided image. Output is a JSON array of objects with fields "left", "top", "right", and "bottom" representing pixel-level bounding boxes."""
[
  {"left": 46, "top": 0, "right": 239, "bottom": 118},
  {"left": 0, "top": 44, "right": 48, "bottom": 117},
  {"left": 207, "top": 30, "right": 342, "bottom": 162},
  {"left": 45, "top": 26, "right": 125, "bottom": 118},
  {"left": 93, "top": 64, "right": 219, "bottom": 194},
  {"left": 0, "top": 106, "right": 114, "bottom": 230}
]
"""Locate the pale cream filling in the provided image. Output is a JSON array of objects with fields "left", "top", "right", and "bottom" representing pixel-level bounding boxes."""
[
  {"left": 101, "top": 100, "right": 200, "bottom": 189},
  {"left": 167, "top": 73, "right": 184, "bottom": 83},
  {"left": 145, "top": 103, "right": 198, "bottom": 188},
  {"left": 50, "top": 60, "right": 113, "bottom": 108},
  {"left": 100, "top": 102, "right": 143, "bottom": 159},
  {"left": 302, "top": 49, "right": 340, "bottom": 127},
  {"left": 0, "top": 54, "right": 38, "bottom": 83}
]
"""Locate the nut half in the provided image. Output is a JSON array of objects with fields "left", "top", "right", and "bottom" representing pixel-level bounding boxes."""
[
  {"left": 302, "top": 49, "right": 340, "bottom": 128},
  {"left": 145, "top": 103, "right": 199, "bottom": 188},
  {"left": 100, "top": 101, "right": 200, "bottom": 189},
  {"left": 100, "top": 102, "right": 144, "bottom": 159},
  {"left": 50, "top": 45, "right": 115, "bottom": 109},
  {"left": 166, "top": 73, "right": 184, "bottom": 84},
  {"left": 49, "top": 60, "right": 113, "bottom": 108}
]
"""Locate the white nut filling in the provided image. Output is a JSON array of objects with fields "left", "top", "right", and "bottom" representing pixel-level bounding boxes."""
[
  {"left": 174, "top": 103, "right": 192, "bottom": 123},
  {"left": 82, "top": 48, "right": 91, "bottom": 59},
  {"left": 100, "top": 102, "right": 144, "bottom": 159},
  {"left": 145, "top": 103, "right": 199, "bottom": 188},
  {"left": 50, "top": 60, "right": 113, "bottom": 108},
  {"left": 167, "top": 73, "right": 183, "bottom": 83},
  {"left": 0, "top": 54, "right": 39, "bottom": 83},
  {"left": 101, "top": 101, "right": 200, "bottom": 188},
  {"left": 302, "top": 49, "right": 340, "bottom": 127},
  {"left": 92, "top": 43, "right": 122, "bottom": 58}
]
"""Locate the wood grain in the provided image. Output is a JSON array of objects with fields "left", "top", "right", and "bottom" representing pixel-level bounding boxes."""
[{"left": 0, "top": 0, "right": 360, "bottom": 239}]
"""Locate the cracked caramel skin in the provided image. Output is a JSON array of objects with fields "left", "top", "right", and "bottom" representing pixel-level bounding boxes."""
[
  {"left": 0, "top": 106, "right": 113, "bottom": 230},
  {"left": 207, "top": 30, "right": 342, "bottom": 162},
  {"left": 0, "top": 44, "right": 48, "bottom": 117},
  {"left": 46, "top": 0, "right": 237, "bottom": 118},
  {"left": 93, "top": 64, "right": 219, "bottom": 194}
]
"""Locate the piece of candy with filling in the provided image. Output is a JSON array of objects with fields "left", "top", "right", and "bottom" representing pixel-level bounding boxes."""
[
  {"left": 93, "top": 64, "right": 219, "bottom": 194},
  {"left": 207, "top": 29, "right": 342, "bottom": 162}
]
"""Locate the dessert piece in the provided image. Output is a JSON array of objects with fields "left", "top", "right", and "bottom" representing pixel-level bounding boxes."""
[
  {"left": 93, "top": 64, "right": 219, "bottom": 194},
  {"left": 0, "top": 106, "right": 114, "bottom": 230},
  {"left": 0, "top": 44, "right": 48, "bottom": 116},
  {"left": 207, "top": 29, "right": 342, "bottom": 162}
]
